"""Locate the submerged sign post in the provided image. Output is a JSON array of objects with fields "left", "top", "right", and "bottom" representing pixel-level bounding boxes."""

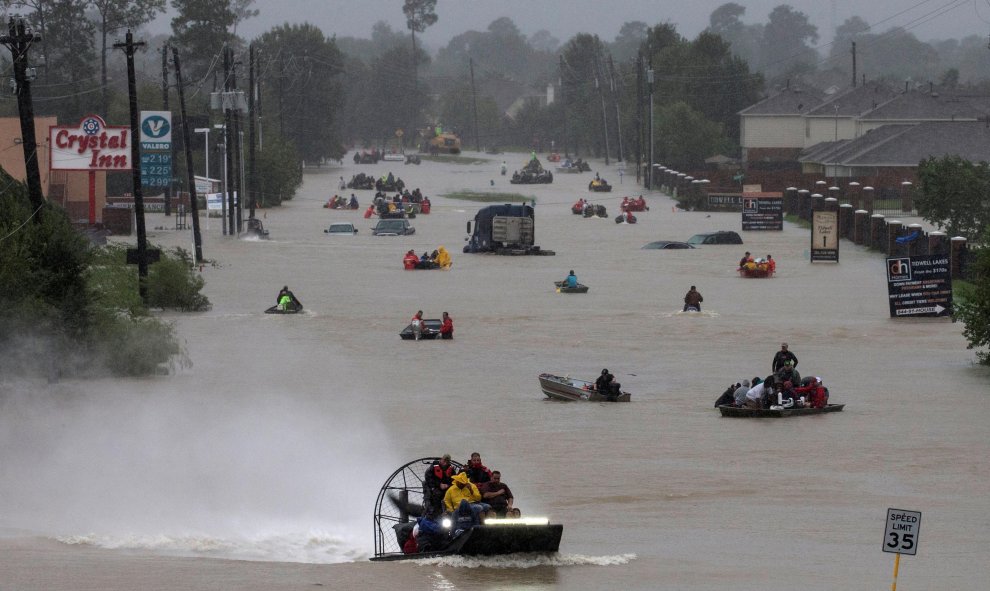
[
  {"left": 885, "top": 255, "right": 952, "bottom": 318},
  {"left": 811, "top": 210, "right": 839, "bottom": 262},
  {"left": 883, "top": 508, "right": 921, "bottom": 590}
]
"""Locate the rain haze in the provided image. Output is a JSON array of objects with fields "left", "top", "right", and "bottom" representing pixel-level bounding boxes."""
[{"left": 150, "top": 0, "right": 990, "bottom": 45}]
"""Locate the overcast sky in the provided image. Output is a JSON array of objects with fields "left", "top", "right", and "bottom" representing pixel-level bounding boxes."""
[{"left": 148, "top": 0, "right": 990, "bottom": 48}]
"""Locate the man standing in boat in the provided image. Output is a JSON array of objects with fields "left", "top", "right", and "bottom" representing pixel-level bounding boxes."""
[{"left": 772, "top": 342, "right": 798, "bottom": 372}]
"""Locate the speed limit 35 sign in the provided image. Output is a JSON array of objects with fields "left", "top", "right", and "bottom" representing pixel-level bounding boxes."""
[{"left": 883, "top": 508, "right": 921, "bottom": 555}]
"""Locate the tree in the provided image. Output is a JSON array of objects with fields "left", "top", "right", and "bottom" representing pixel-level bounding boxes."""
[
  {"left": 529, "top": 29, "right": 559, "bottom": 53},
  {"left": 402, "top": 0, "right": 437, "bottom": 75},
  {"left": 255, "top": 23, "right": 345, "bottom": 163},
  {"left": 760, "top": 5, "right": 818, "bottom": 82},
  {"left": 707, "top": 3, "right": 762, "bottom": 67},
  {"left": 653, "top": 101, "right": 729, "bottom": 170},
  {"left": 610, "top": 21, "right": 648, "bottom": 62},
  {"left": 255, "top": 132, "right": 302, "bottom": 206},
  {"left": 89, "top": 0, "right": 165, "bottom": 117},
  {"left": 916, "top": 155, "right": 990, "bottom": 242},
  {"left": 169, "top": 0, "right": 255, "bottom": 85},
  {"left": 953, "top": 231, "right": 990, "bottom": 364}
]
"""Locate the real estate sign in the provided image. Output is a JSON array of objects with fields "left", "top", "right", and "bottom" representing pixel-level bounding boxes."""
[
  {"left": 741, "top": 194, "right": 783, "bottom": 231},
  {"left": 811, "top": 210, "right": 839, "bottom": 262},
  {"left": 886, "top": 255, "right": 952, "bottom": 318}
]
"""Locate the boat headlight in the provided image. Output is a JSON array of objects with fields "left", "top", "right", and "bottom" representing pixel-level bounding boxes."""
[
  {"left": 484, "top": 516, "right": 550, "bottom": 526},
  {"left": 441, "top": 518, "right": 452, "bottom": 529}
]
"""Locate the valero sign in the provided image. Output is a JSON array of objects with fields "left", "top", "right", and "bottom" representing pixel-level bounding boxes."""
[{"left": 50, "top": 114, "right": 132, "bottom": 171}]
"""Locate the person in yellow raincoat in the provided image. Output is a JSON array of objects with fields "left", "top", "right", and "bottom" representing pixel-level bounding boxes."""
[
  {"left": 443, "top": 472, "right": 482, "bottom": 513},
  {"left": 435, "top": 246, "right": 452, "bottom": 270}
]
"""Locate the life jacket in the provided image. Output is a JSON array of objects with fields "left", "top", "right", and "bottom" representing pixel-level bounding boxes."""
[{"left": 432, "top": 463, "right": 455, "bottom": 481}]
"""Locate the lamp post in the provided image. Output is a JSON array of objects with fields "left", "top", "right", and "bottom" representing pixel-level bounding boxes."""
[{"left": 647, "top": 67, "right": 654, "bottom": 191}]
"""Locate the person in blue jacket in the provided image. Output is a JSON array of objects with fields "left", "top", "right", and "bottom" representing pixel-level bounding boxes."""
[{"left": 565, "top": 270, "right": 578, "bottom": 288}]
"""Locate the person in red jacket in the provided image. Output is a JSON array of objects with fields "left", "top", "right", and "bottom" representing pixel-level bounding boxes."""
[
  {"left": 403, "top": 249, "right": 419, "bottom": 270},
  {"left": 363, "top": 204, "right": 375, "bottom": 218},
  {"left": 795, "top": 377, "right": 826, "bottom": 408},
  {"left": 440, "top": 311, "right": 453, "bottom": 339}
]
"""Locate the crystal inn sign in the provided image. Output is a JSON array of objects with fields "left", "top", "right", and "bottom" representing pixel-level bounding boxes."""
[
  {"left": 49, "top": 115, "right": 132, "bottom": 224},
  {"left": 50, "top": 114, "right": 131, "bottom": 170}
]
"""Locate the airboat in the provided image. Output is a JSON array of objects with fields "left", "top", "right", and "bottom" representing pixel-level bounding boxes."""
[{"left": 371, "top": 457, "right": 564, "bottom": 561}]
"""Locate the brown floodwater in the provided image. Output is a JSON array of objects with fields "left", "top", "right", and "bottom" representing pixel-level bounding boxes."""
[{"left": 1, "top": 152, "right": 988, "bottom": 590}]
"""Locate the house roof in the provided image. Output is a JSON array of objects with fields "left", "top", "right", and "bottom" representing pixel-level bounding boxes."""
[
  {"left": 738, "top": 86, "right": 825, "bottom": 116},
  {"left": 860, "top": 89, "right": 988, "bottom": 121},
  {"left": 800, "top": 121, "right": 990, "bottom": 167},
  {"left": 805, "top": 81, "right": 898, "bottom": 117}
]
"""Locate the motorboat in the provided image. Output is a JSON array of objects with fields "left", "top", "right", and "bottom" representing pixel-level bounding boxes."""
[
  {"left": 538, "top": 373, "right": 631, "bottom": 402},
  {"left": 553, "top": 280, "right": 589, "bottom": 293}
]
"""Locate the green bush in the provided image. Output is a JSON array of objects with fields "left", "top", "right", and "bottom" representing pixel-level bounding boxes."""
[
  {"left": 1, "top": 169, "right": 203, "bottom": 377},
  {"left": 147, "top": 247, "right": 211, "bottom": 312}
]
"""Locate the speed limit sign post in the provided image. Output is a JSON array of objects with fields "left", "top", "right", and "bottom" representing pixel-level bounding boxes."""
[{"left": 883, "top": 508, "right": 921, "bottom": 591}]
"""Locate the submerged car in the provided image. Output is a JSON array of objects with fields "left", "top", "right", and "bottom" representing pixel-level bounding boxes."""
[
  {"left": 642, "top": 241, "right": 695, "bottom": 250},
  {"left": 686, "top": 231, "right": 743, "bottom": 245},
  {"left": 372, "top": 219, "right": 415, "bottom": 236},
  {"left": 325, "top": 222, "right": 358, "bottom": 235}
]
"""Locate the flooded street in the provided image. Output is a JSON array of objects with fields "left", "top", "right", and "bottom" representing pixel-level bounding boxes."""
[{"left": 2, "top": 152, "right": 989, "bottom": 590}]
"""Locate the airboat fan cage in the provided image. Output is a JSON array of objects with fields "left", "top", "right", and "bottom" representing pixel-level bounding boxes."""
[{"left": 372, "top": 456, "right": 463, "bottom": 558}]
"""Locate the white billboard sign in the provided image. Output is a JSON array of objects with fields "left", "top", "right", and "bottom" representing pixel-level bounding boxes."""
[{"left": 49, "top": 114, "right": 132, "bottom": 171}]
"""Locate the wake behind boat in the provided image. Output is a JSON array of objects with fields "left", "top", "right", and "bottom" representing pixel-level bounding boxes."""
[
  {"left": 371, "top": 457, "right": 563, "bottom": 561},
  {"left": 538, "top": 373, "right": 631, "bottom": 402}
]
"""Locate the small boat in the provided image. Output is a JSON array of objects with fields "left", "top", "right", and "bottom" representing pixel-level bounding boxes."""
[
  {"left": 399, "top": 319, "right": 442, "bottom": 340},
  {"left": 554, "top": 280, "right": 589, "bottom": 293},
  {"left": 588, "top": 179, "right": 612, "bottom": 192},
  {"left": 538, "top": 373, "right": 631, "bottom": 402},
  {"left": 265, "top": 301, "right": 303, "bottom": 314},
  {"left": 738, "top": 267, "right": 773, "bottom": 278},
  {"left": 717, "top": 403, "right": 844, "bottom": 418},
  {"left": 371, "top": 457, "right": 563, "bottom": 561}
]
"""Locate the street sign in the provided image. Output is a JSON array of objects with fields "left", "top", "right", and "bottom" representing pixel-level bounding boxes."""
[
  {"left": 395, "top": 128, "right": 404, "bottom": 138},
  {"left": 886, "top": 255, "right": 952, "bottom": 318},
  {"left": 883, "top": 508, "right": 921, "bottom": 555}
]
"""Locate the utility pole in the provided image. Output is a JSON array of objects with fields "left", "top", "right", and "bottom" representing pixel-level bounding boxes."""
[
  {"left": 470, "top": 58, "right": 480, "bottom": 152},
  {"left": 115, "top": 30, "right": 150, "bottom": 303},
  {"left": 559, "top": 55, "right": 569, "bottom": 157},
  {"left": 594, "top": 51, "right": 610, "bottom": 166},
  {"left": 1, "top": 18, "right": 45, "bottom": 217},
  {"left": 636, "top": 52, "right": 643, "bottom": 183},
  {"left": 851, "top": 42, "right": 857, "bottom": 88},
  {"left": 171, "top": 46, "right": 204, "bottom": 263},
  {"left": 248, "top": 43, "right": 257, "bottom": 218},
  {"left": 608, "top": 53, "right": 623, "bottom": 162},
  {"left": 231, "top": 57, "right": 242, "bottom": 234},
  {"left": 648, "top": 62, "right": 654, "bottom": 190},
  {"left": 224, "top": 46, "right": 234, "bottom": 235},
  {"left": 161, "top": 43, "right": 172, "bottom": 215}
]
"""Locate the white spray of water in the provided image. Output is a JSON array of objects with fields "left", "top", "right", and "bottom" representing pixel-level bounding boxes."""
[
  {"left": 413, "top": 553, "right": 637, "bottom": 568},
  {"left": 0, "top": 348, "right": 401, "bottom": 564}
]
